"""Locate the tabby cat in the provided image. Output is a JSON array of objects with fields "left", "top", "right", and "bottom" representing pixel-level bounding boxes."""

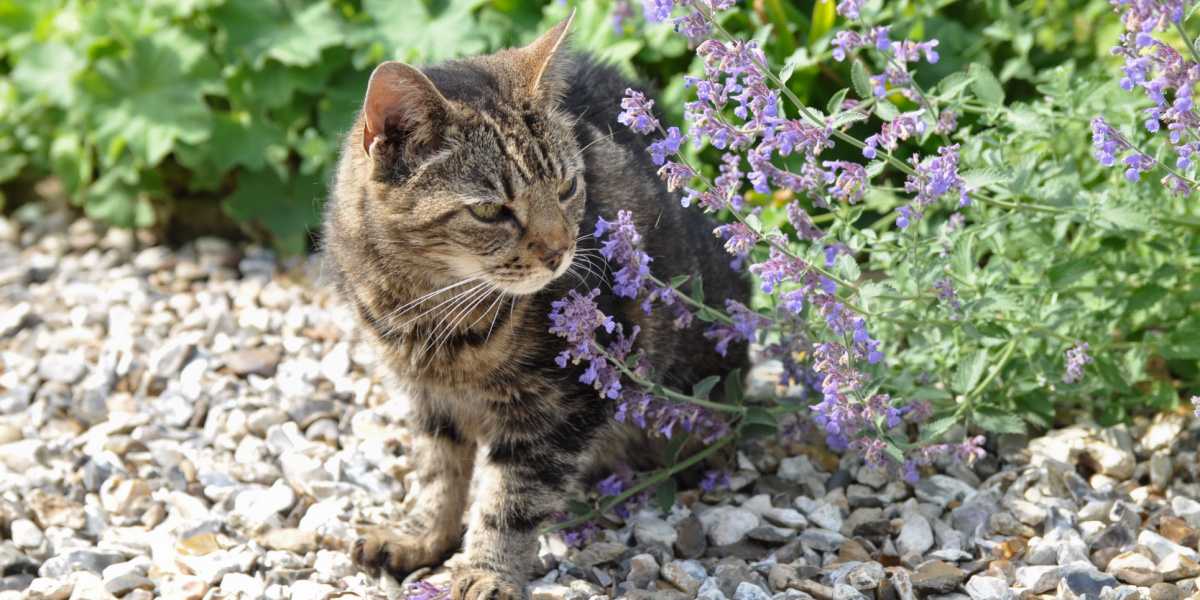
[{"left": 322, "top": 15, "right": 749, "bottom": 599}]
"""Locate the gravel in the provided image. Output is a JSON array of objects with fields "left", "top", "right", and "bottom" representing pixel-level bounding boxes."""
[{"left": 1, "top": 211, "right": 1199, "bottom": 600}]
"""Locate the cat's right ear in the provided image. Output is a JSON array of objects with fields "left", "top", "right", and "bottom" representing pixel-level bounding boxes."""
[{"left": 362, "top": 61, "right": 449, "bottom": 160}]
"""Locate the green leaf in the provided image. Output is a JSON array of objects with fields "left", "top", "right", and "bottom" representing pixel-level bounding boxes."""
[
  {"left": 355, "top": 0, "right": 489, "bottom": 65},
  {"left": 971, "top": 410, "right": 1026, "bottom": 434},
  {"left": 953, "top": 349, "right": 989, "bottom": 394},
  {"left": 836, "top": 252, "right": 860, "bottom": 281},
  {"left": 960, "top": 168, "right": 1011, "bottom": 191},
  {"left": 223, "top": 168, "right": 322, "bottom": 255},
  {"left": 808, "top": 0, "right": 836, "bottom": 48},
  {"left": 826, "top": 88, "right": 849, "bottom": 115},
  {"left": 214, "top": 0, "right": 345, "bottom": 68},
  {"left": 655, "top": 478, "right": 678, "bottom": 513},
  {"left": 724, "top": 368, "right": 744, "bottom": 404},
  {"left": 670, "top": 274, "right": 691, "bottom": 288},
  {"left": 1126, "top": 284, "right": 1168, "bottom": 313},
  {"left": 567, "top": 500, "right": 593, "bottom": 516},
  {"left": 84, "top": 30, "right": 215, "bottom": 165},
  {"left": 1047, "top": 257, "right": 1095, "bottom": 289},
  {"left": 690, "top": 274, "right": 705, "bottom": 304},
  {"left": 11, "top": 42, "right": 83, "bottom": 105},
  {"left": 968, "top": 63, "right": 1005, "bottom": 106},
  {"left": 874, "top": 100, "right": 900, "bottom": 122},
  {"left": 692, "top": 376, "right": 721, "bottom": 400},
  {"left": 739, "top": 407, "right": 777, "bottom": 439},
  {"left": 779, "top": 48, "right": 813, "bottom": 85},
  {"left": 851, "top": 60, "right": 872, "bottom": 100},
  {"left": 920, "top": 416, "right": 959, "bottom": 442}
]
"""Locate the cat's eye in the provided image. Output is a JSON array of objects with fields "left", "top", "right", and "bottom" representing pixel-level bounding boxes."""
[
  {"left": 467, "top": 202, "right": 503, "bottom": 222},
  {"left": 558, "top": 177, "right": 578, "bottom": 202}
]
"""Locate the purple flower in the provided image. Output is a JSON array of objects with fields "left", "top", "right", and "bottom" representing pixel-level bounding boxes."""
[
  {"left": 596, "top": 210, "right": 653, "bottom": 298},
  {"left": 648, "top": 126, "right": 684, "bottom": 165},
  {"left": 835, "top": 0, "right": 865, "bottom": 19},
  {"left": 786, "top": 203, "right": 826, "bottom": 241},
  {"left": 899, "top": 144, "right": 968, "bottom": 228},
  {"left": 406, "top": 581, "right": 448, "bottom": 600},
  {"left": 823, "top": 161, "right": 868, "bottom": 204},
  {"left": 641, "top": 0, "right": 674, "bottom": 23},
  {"left": 1063, "top": 341, "right": 1093, "bottom": 384},
  {"left": 618, "top": 89, "right": 661, "bottom": 134},
  {"left": 1192, "top": 395, "right": 1200, "bottom": 418},
  {"left": 596, "top": 473, "right": 627, "bottom": 496},
  {"left": 658, "top": 161, "right": 696, "bottom": 195},
  {"left": 705, "top": 300, "right": 766, "bottom": 356},
  {"left": 700, "top": 469, "right": 731, "bottom": 492},
  {"left": 612, "top": 0, "right": 634, "bottom": 33},
  {"left": 673, "top": 10, "right": 711, "bottom": 42},
  {"left": 934, "top": 278, "right": 962, "bottom": 312}
]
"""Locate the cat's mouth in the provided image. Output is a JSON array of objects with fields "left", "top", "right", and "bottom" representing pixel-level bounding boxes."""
[{"left": 492, "top": 246, "right": 576, "bottom": 295}]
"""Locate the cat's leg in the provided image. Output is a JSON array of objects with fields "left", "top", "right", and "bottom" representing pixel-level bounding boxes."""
[
  {"left": 450, "top": 399, "right": 605, "bottom": 600},
  {"left": 353, "top": 404, "right": 475, "bottom": 578}
]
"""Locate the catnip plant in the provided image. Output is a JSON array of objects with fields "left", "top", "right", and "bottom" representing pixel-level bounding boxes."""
[{"left": 545, "top": 0, "right": 1200, "bottom": 539}]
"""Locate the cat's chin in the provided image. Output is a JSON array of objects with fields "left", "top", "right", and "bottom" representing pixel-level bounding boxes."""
[{"left": 496, "top": 274, "right": 557, "bottom": 296}]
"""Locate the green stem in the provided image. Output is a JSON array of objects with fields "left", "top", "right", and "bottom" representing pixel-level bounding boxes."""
[
  {"left": 544, "top": 434, "right": 735, "bottom": 533},
  {"left": 957, "top": 338, "right": 1018, "bottom": 417},
  {"left": 597, "top": 346, "right": 746, "bottom": 414}
]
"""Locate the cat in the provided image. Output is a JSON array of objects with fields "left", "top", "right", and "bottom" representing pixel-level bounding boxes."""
[{"left": 322, "top": 14, "right": 749, "bottom": 599}]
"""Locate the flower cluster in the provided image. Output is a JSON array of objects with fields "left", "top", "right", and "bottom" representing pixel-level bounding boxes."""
[
  {"left": 1099, "top": 0, "right": 1200, "bottom": 192},
  {"left": 898, "top": 144, "right": 969, "bottom": 228},
  {"left": 1063, "top": 341, "right": 1093, "bottom": 384},
  {"left": 596, "top": 210, "right": 653, "bottom": 298},
  {"left": 1192, "top": 395, "right": 1200, "bottom": 418},
  {"left": 405, "top": 581, "right": 448, "bottom": 600}
]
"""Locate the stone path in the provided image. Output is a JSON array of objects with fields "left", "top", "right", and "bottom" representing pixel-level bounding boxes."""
[{"left": 0, "top": 210, "right": 1197, "bottom": 600}]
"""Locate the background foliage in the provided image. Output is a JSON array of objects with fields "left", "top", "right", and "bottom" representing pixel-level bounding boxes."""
[
  {"left": 1, "top": 0, "right": 1115, "bottom": 253},
  {"left": 2, "top": 0, "right": 1197, "bottom": 434}
]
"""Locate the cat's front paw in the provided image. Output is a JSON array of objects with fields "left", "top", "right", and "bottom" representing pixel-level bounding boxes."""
[
  {"left": 351, "top": 528, "right": 443, "bottom": 578},
  {"left": 451, "top": 569, "right": 524, "bottom": 600}
]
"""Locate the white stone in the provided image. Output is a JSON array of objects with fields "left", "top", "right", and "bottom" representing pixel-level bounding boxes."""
[
  {"left": 699, "top": 506, "right": 759, "bottom": 547},
  {"left": 896, "top": 513, "right": 934, "bottom": 556}
]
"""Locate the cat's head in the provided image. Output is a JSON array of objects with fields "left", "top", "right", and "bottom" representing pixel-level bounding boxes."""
[{"left": 352, "top": 14, "right": 584, "bottom": 296}]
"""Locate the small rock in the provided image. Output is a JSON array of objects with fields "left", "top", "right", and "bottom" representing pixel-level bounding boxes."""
[
  {"left": 1138, "top": 530, "right": 1198, "bottom": 562},
  {"left": 633, "top": 515, "right": 677, "bottom": 549},
  {"left": 845, "top": 562, "right": 885, "bottom": 591},
  {"left": 675, "top": 515, "right": 707, "bottom": 559},
  {"left": 102, "top": 561, "right": 153, "bottom": 595},
  {"left": 1082, "top": 439, "right": 1134, "bottom": 480},
  {"left": 797, "top": 499, "right": 843, "bottom": 533},
  {"left": 897, "top": 514, "right": 934, "bottom": 556},
  {"left": 628, "top": 553, "right": 660, "bottom": 589},
  {"left": 225, "top": 346, "right": 282, "bottom": 377},
  {"left": 26, "top": 577, "right": 73, "bottom": 600},
  {"left": 915, "top": 475, "right": 977, "bottom": 509},
  {"left": 38, "top": 549, "right": 126, "bottom": 578},
  {"left": 700, "top": 507, "right": 759, "bottom": 547},
  {"left": 734, "top": 582, "right": 773, "bottom": 600},
  {"left": 662, "top": 560, "right": 706, "bottom": 595},
  {"left": 1158, "top": 553, "right": 1200, "bottom": 581},
  {"left": 911, "top": 561, "right": 966, "bottom": 594},
  {"left": 0, "top": 303, "right": 32, "bottom": 337},
  {"left": 37, "top": 352, "right": 86, "bottom": 384},
  {"left": 1060, "top": 562, "right": 1119, "bottom": 600},
  {"left": 575, "top": 542, "right": 626, "bottom": 568},
  {"left": 1014, "top": 565, "right": 1061, "bottom": 594},
  {"left": 11, "top": 519, "right": 45, "bottom": 549},
  {"left": 1106, "top": 551, "right": 1162, "bottom": 586},
  {"left": 799, "top": 528, "right": 846, "bottom": 552},
  {"left": 1171, "top": 497, "right": 1200, "bottom": 529},
  {"left": 290, "top": 580, "right": 335, "bottom": 600},
  {"left": 1148, "top": 582, "right": 1182, "bottom": 600},
  {"left": 1141, "top": 414, "right": 1185, "bottom": 452},
  {"left": 964, "top": 575, "right": 1013, "bottom": 600}
]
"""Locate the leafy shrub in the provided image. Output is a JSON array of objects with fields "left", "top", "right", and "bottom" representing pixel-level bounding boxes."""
[
  {"left": 1, "top": 0, "right": 1114, "bottom": 251},
  {"left": 546, "top": 0, "right": 1200, "bottom": 531}
]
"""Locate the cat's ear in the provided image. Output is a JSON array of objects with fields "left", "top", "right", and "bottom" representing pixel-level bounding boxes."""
[
  {"left": 516, "top": 11, "right": 574, "bottom": 100},
  {"left": 361, "top": 61, "right": 449, "bottom": 158}
]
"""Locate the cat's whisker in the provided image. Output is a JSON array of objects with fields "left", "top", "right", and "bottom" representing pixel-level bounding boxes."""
[
  {"left": 385, "top": 276, "right": 485, "bottom": 321},
  {"left": 420, "top": 283, "right": 493, "bottom": 351},
  {"left": 571, "top": 127, "right": 617, "bottom": 162},
  {"left": 422, "top": 286, "right": 496, "bottom": 363},
  {"left": 484, "top": 295, "right": 510, "bottom": 342},
  {"left": 388, "top": 280, "right": 490, "bottom": 338}
]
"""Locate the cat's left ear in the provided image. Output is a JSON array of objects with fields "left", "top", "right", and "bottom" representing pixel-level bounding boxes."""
[{"left": 516, "top": 10, "right": 574, "bottom": 101}]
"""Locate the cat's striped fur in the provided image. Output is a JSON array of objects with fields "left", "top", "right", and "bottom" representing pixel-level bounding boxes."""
[{"left": 322, "top": 16, "right": 748, "bottom": 599}]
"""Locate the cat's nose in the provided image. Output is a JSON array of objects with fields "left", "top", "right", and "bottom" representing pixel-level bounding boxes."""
[{"left": 530, "top": 241, "right": 567, "bottom": 270}]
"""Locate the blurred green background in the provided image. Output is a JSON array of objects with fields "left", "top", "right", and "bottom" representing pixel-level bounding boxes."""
[{"left": 0, "top": 0, "right": 1119, "bottom": 254}]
